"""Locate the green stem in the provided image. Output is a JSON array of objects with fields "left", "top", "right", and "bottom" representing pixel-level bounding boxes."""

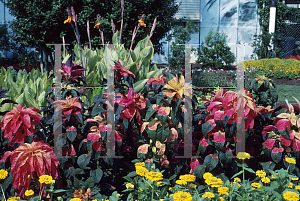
[
  {"left": 0, "top": 184, "right": 7, "bottom": 201},
  {"left": 39, "top": 184, "right": 45, "bottom": 200},
  {"left": 151, "top": 184, "right": 154, "bottom": 201}
]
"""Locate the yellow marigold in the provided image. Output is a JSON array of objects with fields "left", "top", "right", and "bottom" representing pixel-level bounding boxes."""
[
  {"left": 206, "top": 177, "right": 223, "bottom": 188},
  {"left": 173, "top": 191, "right": 192, "bottom": 201},
  {"left": 7, "top": 197, "right": 20, "bottom": 201},
  {"left": 283, "top": 191, "right": 299, "bottom": 201},
  {"left": 25, "top": 190, "right": 34, "bottom": 196},
  {"left": 136, "top": 166, "right": 149, "bottom": 176},
  {"left": 117, "top": 194, "right": 120, "bottom": 197},
  {"left": 290, "top": 177, "right": 299, "bottom": 181},
  {"left": 169, "top": 187, "right": 173, "bottom": 191},
  {"left": 256, "top": 170, "right": 266, "bottom": 178},
  {"left": 220, "top": 197, "right": 224, "bottom": 201},
  {"left": 230, "top": 182, "right": 241, "bottom": 189},
  {"left": 125, "top": 183, "right": 134, "bottom": 189},
  {"left": 261, "top": 177, "right": 270, "bottom": 184},
  {"left": 175, "top": 179, "right": 187, "bottom": 185},
  {"left": 251, "top": 182, "right": 261, "bottom": 188},
  {"left": 203, "top": 172, "right": 213, "bottom": 180},
  {"left": 202, "top": 192, "right": 215, "bottom": 199},
  {"left": 285, "top": 157, "right": 296, "bottom": 164},
  {"left": 218, "top": 187, "right": 229, "bottom": 196},
  {"left": 70, "top": 198, "right": 81, "bottom": 201},
  {"left": 39, "top": 175, "right": 53, "bottom": 184},
  {"left": 179, "top": 174, "right": 196, "bottom": 182},
  {"left": 234, "top": 178, "right": 241, "bottom": 183},
  {"left": 145, "top": 171, "right": 163, "bottom": 182},
  {"left": 288, "top": 182, "right": 293, "bottom": 188},
  {"left": 236, "top": 152, "right": 250, "bottom": 160},
  {"left": 0, "top": 169, "right": 8, "bottom": 180},
  {"left": 135, "top": 162, "right": 145, "bottom": 167},
  {"left": 295, "top": 185, "right": 300, "bottom": 190}
]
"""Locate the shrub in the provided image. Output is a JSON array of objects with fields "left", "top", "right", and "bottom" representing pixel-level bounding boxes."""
[
  {"left": 246, "top": 75, "right": 278, "bottom": 107},
  {"left": 196, "top": 26, "right": 236, "bottom": 70},
  {"left": 244, "top": 58, "right": 300, "bottom": 79}
]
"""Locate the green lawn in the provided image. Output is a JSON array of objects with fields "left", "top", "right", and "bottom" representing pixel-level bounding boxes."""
[{"left": 276, "top": 85, "right": 300, "bottom": 103}]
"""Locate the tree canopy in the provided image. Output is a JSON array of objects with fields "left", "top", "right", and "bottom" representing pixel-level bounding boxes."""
[{"left": 1, "top": 0, "right": 180, "bottom": 70}]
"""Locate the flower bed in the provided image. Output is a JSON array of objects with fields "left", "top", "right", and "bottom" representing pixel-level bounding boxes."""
[{"left": 1, "top": 4, "right": 300, "bottom": 201}]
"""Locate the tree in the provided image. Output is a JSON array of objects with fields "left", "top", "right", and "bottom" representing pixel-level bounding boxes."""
[
  {"left": 1, "top": 0, "right": 180, "bottom": 72},
  {"left": 165, "top": 18, "right": 199, "bottom": 70},
  {"left": 196, "top": 26, "right": 236, "bottom": 69}
]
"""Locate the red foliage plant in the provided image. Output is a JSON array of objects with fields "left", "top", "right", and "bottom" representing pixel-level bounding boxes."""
[
  {"left": 0, "top": 104, "right": 42, "bottom": 143},
  {"left": 0, "top": 141, "right": 60, "bottom": 199}
]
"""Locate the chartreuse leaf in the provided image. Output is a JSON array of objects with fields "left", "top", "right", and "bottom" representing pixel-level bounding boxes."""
[{"left": 133, "top": 79, "right": 148, "bottom": 94}]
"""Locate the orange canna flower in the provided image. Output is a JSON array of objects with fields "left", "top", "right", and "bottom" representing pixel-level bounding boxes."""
[
  {"left": 64, "top": 16, "right": 72, "bottom": 24},
  {"left": 94, "top": 23, "right": 100, "bottom": 29},
  {"left": 138, "top": 19, "right": 146, "bottom": 27}
]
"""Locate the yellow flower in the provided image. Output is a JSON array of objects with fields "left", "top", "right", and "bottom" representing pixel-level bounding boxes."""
[
  {"left": 0, "top": 169, "right": 8, "bottom": 180},
  {"left": 70, "top": 198, "right": 81, "bottom": 201},
  {"left": 135, "top": 162, "right": 145, "bottom": 167},
  {"left": 290, "top": 177, "right": 299, "bottom": 181},
  {"left": 285, "top": 157, "right": 296, "bottom": 164},
  {"left": 256, "top": 170, "right": 266, "bottom": 178},
  {"left": 261, "top": 177, "right": 270, "bottom": 184},
  {"left": 140, "top": 188, "right": 143, "bottom": 191},
  {"left": 145, "top": 171, "right": 163, "bottom": 182},
  {"left": 138, "top": 20, "right": 146, "bottom": 27},
  {"left": 218, "top": 187, "right": 229, "bottom": 196},
  {"left": 117, "top": 194, "right": 120, "bottom": 197},
  {"left": 271, "top": 175, "right": 276, "bottom": 179},
  {"left": 202, "top": 192, "right": 215, "bottom": 199},
  {"left": 175, "top": 179, "right": 187, "bottom": 185},
  {"left": 64, "top": 16, "right": 72, "bottom": 24},
  {"left": 25, "top": 190, "right": 34, "bottom": 196},
  {"left": 125, "top": 183, "right": 134, "bottom": 189},
  {"left": 203, "top": 172, "right": 213, "bottom": 180},
  {"left": 173, "top": 191, "right": 193, "bottom": 201},
  {"left": 251, "top": 182, "right": 261, "bottom": 188},
  {"left": 230, "top": 182, "right": 241, "bottom": 189},
  {"left": 94, "top": 23, "right": 100, "bottom": 29},
  {"left": 189, "top": 183, "right": 197, "bottom": 188},
  {"left": 220, "top": 197, "right": 224, "bottom": 201},
  {"left": 236, "top": 152, "right": 250, "bottom": 160},
  {"left": 7, "top": 197, "right": 20, "bottom": 201},
  {"left": 136, "top": 166, "right": 149, "bottom": 176},
  {"left": 295, "top": 185, "right": 300, "bottom": 190},
  {"left": 39, "top": 175, "right": 53, "bottom": 184},
  {"left": 157, "top": 181, "right": 165, "bottom": 186},
  {"left": 283, "top": 191, "right": 299, "bottom": 201},
  {"left": 288, "top": 182, "right": 293, "bottom": 188},
  {"left": 234, "top": 178, "right": 241, "bottom": 183},
  {"left": 169, "top": 187, "right": 173, "bottom": 191},
  {"left": 179, "top": 174, "right": 196, "bottom": 183},
  {"left": 205, "top": 177, "right": 223, "bottom": 188}
]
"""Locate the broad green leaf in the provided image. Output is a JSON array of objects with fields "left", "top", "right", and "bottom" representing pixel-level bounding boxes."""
[{"left": 133, "top": 79, "right": 148, "bottom": 94}]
